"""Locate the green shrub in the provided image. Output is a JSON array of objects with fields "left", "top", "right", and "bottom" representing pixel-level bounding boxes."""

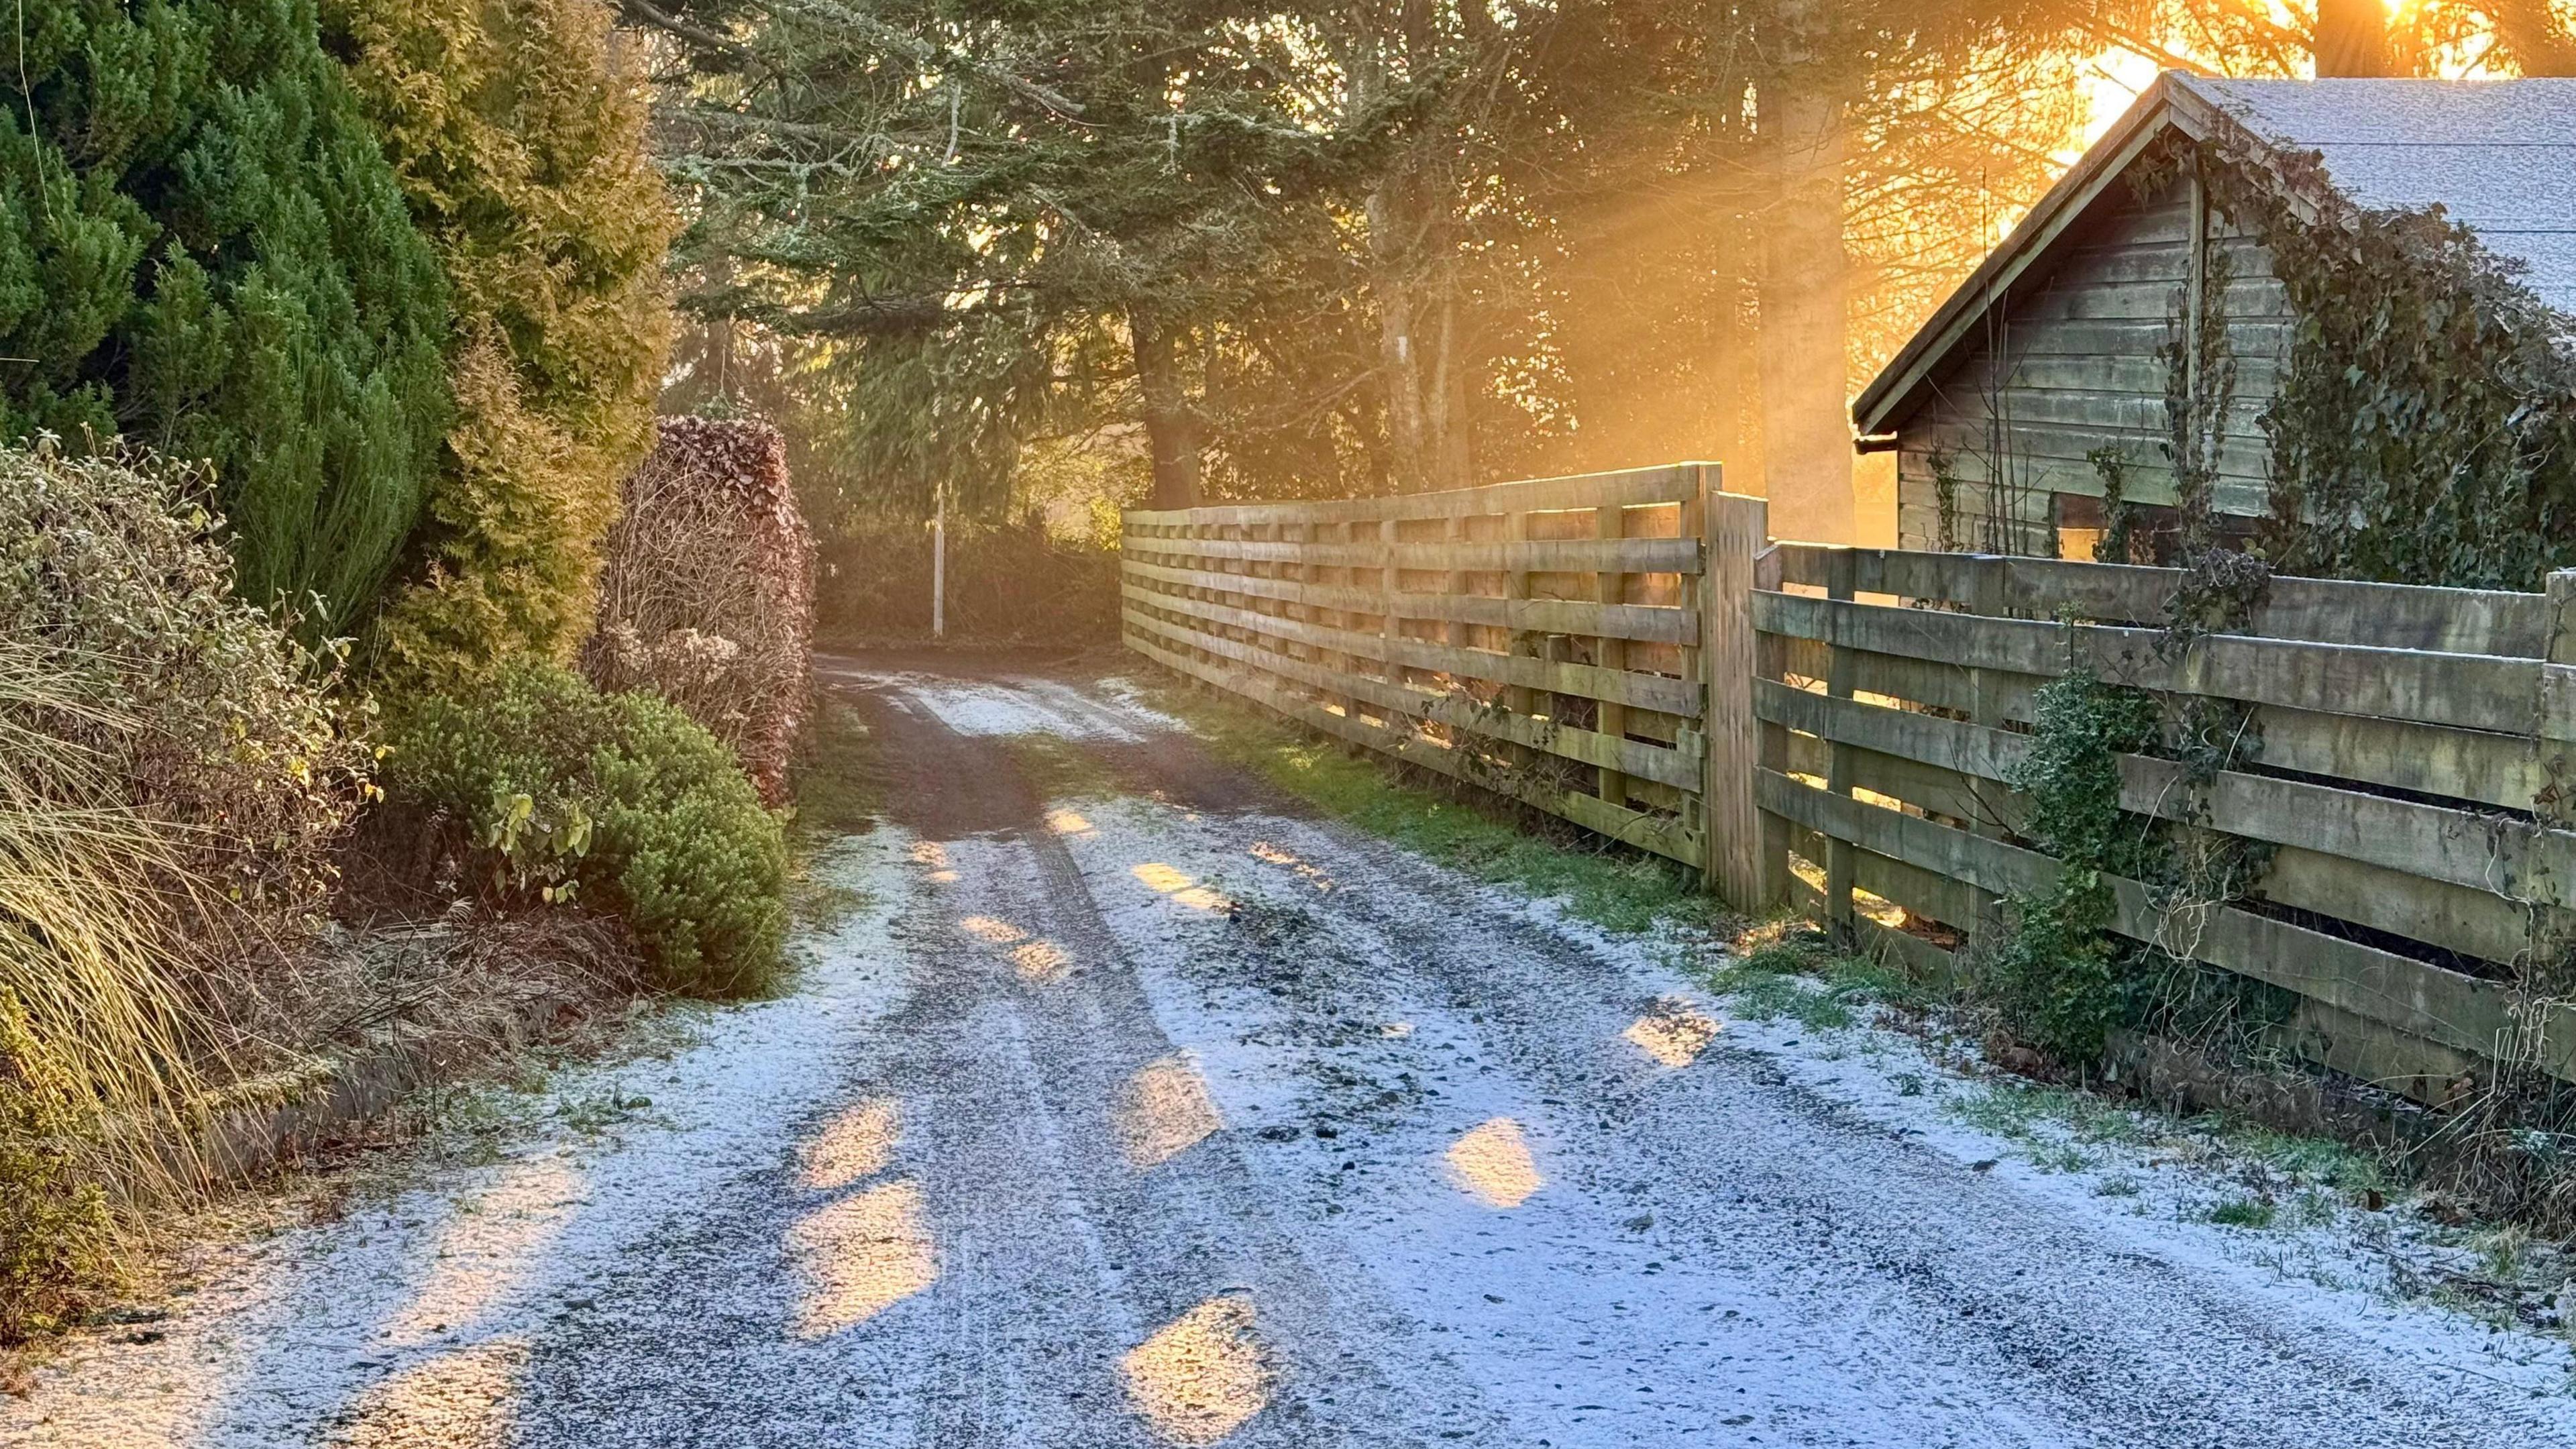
[
  {"left": 1986, "top": 671, "right": 2163, "bottom": 1066},
  {"left": 0, "top": 0, "right": 453, "bottom": 635},
  {"left": 0, "top": 995, "right": 115, "bottom": 1342},
  {"left": 384, "top": 664, "right": 788, "bottom": 995},
  {"left": 339, "top": 0, "right": 680, "bottom": 686}
]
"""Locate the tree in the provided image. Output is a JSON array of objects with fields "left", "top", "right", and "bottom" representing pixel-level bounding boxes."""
[
  {"left": 639, "top": 0, "right": 1393, "bottom": 513},
  {"left": 0, "top": 0, "right": 451, "bottom": 634},
  {"left": 327, "top": 0, "right": 681, "bottom": 687}
]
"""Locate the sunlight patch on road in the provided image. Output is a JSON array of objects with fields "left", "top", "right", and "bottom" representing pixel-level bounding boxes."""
[
  {"left": 1011, "top": 939, "right": 1071, "bottom": 981},
  {"left": 910, "top": 839, "right": 957, "bottom": 885},
  {"left": 1445, "top": 1117, "right": 1543, "bottom": 1209},
  {"left": 386, "top": 1156, "right": 585, "bottom": 1347},
  {"left": 788, "top": 1179, "right": 938, "bottom": 1338},
  {"left": 1118, "top": 1054, "right": 1224, "bottom": 1169},
  {"left": 800, "top": 1097, "right": 900, "bottom": 1191},
  {"left": 1046, "top": 808, "right": 1095, "bottom": 836},
  {"left": 1122, "top": 1295, "right": 1269, "bottom": 1446},
  {"left": 1132, "top": 861, "right": 1230, "bottom": 912},
  {"left": 1625, "top": 998, "right": 1722, "bottom": 1068},
  {"left": 331, "top": 1336, "right": 528, "bottom": 1448},
  {"left": 1246, "top": 841, "right": 1332, "bottom": 890},
  {"left": 959, "top": 914, "right": 1029, "bottom": 945}
]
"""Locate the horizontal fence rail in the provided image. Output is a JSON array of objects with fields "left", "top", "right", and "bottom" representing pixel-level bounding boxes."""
[
  {"left": 1122, "top": 464, "right": 1769, "bottom": 897},
  {"left": 1122, "top": 474, "right": 2576, "bottom": 1107},
  {"left": 1758, "top": 542, "right": 2576, "bottom": 1106}
]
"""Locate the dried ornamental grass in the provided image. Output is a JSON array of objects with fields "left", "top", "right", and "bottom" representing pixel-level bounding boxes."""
[{"left": 0, "top": 443, "right": 374, "bottom": 1336}]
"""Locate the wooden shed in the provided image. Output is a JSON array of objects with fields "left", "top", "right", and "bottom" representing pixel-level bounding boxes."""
[{"left": 1852, "top": 72, "right": 2576, "bottom": 563}]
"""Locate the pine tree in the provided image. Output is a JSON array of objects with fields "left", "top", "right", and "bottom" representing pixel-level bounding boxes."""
[
  {"left": 0, "top": 0, "right": 451, "bottom": 633},
  {"left": 332, "top": 0, "right": 680, "bottom": 688}
]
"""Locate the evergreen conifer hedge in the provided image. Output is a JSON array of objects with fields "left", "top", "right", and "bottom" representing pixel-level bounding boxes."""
[{"left": 0, "top": 0, "right": 451, "bottom": 634}]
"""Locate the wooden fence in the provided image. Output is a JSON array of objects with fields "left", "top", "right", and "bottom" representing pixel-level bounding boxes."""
[
  {"left": 1121, "top": 464, "right": 1768, "bottom": 897},
  {"left": 1755, "top": 546, "right": 2576, "bottom": 1103},
  {"left": 1123, "top": 470, "right": 2576, "bottom": 1100}
]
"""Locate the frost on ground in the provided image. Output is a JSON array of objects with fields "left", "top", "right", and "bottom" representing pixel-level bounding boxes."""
[{"left": 11, "top": 659, "right": 2576, "bottom": 1448}]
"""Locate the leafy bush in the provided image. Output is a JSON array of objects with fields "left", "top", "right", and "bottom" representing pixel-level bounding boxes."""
[
  {"left": 0, "top": 442, "right": 374, "bottom": 1338},
  {"left": 1986, "top": 672, "right": 2162, "bottom": 1066},
  {"left": 584, "top": 417, "right": 815, "bottom": 805},
  {"left": 339, "top": 0, "right": 680, "bottom": 686},
  {"left": 0, "top": 0, "right": 453, "bottom": 635},
  {"left": 384, "top": 663, "right": 788, "bottom": 996},
  {"left": 1, "top": 445, "right": 377, "bottom": 922}
]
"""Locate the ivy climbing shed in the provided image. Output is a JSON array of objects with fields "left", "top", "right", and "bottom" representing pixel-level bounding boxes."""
[{"left": 1853, "top": 72, "right": 2576, "bottom": 586}]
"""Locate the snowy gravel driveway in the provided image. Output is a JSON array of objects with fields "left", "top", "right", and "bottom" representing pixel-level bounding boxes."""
[{"left": 11, "top": 653, "right": 2576, "bottom": 1447}]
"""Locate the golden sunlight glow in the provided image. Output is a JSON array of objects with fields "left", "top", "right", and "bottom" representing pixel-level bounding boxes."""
[
  {"left": 1118, "top": 1055, "right": 1225, "bottom": 1169},
  {"left": 1444, "top": 1117, "right": 1542, "bottom": 1210},
  {"left": 959, "top": 914, "right": 1029, "bottom": 945},
  {"left": 788, "top": 1179, "right": 938, "bottom": 1338},
  {"left": 1046, "top": 808, "right": 1095, "bottom": 836},
  {"left": 1247, "top": 841, "right": 1333, "bottom": 890},
  {"left": 386, "top": 1157, "right": 584, "bottom": 1348},
  {"left": 333, "top": 1336, "right": 529, "bottom": 1448},
  {"left": 1011, "top": 939, "right": 1071, "bottom": 981},
  {"left": 1121, "top": 1295, "right": 1269, "bottom": 1446},
  {"left": 1131, "top": 862, "right": 1192, "bottom": 892},
  {"left": 800, "top": 1097, "right": 900, "bottom": 1191},
  {"left": 1132, "top": 862, "right": 1230, "bottom": 912},
  {"left": 1625, "top": 1000, "right": 1723, "bottom": 1068},
  {"left": 911, "top": 839, "right": 958, "bottom": 885}
]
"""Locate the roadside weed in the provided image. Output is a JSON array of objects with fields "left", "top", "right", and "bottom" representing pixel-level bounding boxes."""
[{"left": 2206, "top": 1195, "right": 2279, "bottom": 1228}]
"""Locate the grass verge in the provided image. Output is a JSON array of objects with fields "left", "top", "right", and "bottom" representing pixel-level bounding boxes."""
[
  {"left": 786, "top": 693, "right": 886, "bottom": 932},
  {"left": 1146, "top": 679, "right": 1732, "bottom": 935}
]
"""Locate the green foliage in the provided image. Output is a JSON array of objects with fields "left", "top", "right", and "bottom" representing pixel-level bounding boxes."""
[
  {"left": 0, "top": 443, "right": 376, "bottom": 924},
  {"left": 2204, "top": 1195, "right": 2277, "bottom": 1229},
  {"left": 2173, "top": 130, "right": 2576, "bottom": 591},
  {"left": 1163, "top": 682, "right": 1725, "bottom": 936},
  {"left": 0, "top": 0, "right": 451, "bottom": 633},
  {"left": 1986, "top": 670, "right": 2163, "bottom": 1065},
  {"left": 384, "top": 664, "right": 788, "bottom": 996},
  {"left": 336, "top": 0, "right": 680, "bottom": 686},
  {"left": 0, "top": 994, "right": 117, "bottom": 1343}
]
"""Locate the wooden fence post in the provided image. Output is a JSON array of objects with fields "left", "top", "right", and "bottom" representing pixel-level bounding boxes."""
[
  {"left": 1595, "top": 498, "right": 1631, "bottom": 814},
  {"left": 1824, "top": 546, "right": 1858, "bottom": 943},
  {"left": 1701, "top": 466, "right": 1779, "bottom": 909},
  {"left": 2542, "top": 570, "right": 2576, "bottom": 828}
]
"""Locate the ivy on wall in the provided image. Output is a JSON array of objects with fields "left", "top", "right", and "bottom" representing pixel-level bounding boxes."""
[{"left": 2182, "top": 127, "right": 2576, "bottom": 591}]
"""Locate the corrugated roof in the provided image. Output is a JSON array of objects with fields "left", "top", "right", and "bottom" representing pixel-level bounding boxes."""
[{"left": 2183, "top": 76, "right": 2576, "bottom": 313}]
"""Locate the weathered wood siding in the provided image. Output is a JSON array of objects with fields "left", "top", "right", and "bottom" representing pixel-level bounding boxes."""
[{"left": 1894, "top": 166, "right": 2293, "bottom": 554}]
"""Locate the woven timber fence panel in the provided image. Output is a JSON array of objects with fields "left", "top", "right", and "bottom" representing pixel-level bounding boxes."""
[
  {"left": 1756, "top": 544, "right": 2576, "bottom": 1106},
  {"left": 1120, "top": 464, "right": 1770, "bottom": 896}
]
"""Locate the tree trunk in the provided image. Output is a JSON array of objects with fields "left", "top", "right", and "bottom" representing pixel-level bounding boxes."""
[
  {"left": 1367, "top": 183, "right": 1433, "bottom": 493},
  {"left": 1131, "top": 310, "right": 1201, "bottom": 510},
  {"left": 2315, "top": 0, "right": 2390, "bottom": 76},
  {"left": 1754, "top": 4, "right": 1854, "bottom": 544},
  {"left": 1428, "top": 278, "right": 1474, "bottom": 492}
]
